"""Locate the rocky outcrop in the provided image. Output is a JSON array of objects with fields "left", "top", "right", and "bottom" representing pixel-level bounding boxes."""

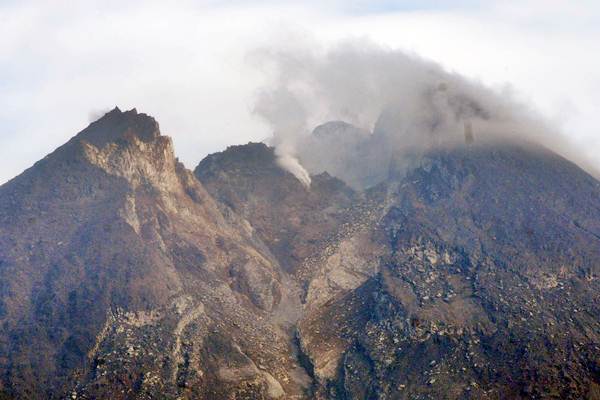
[
  {"left": 0, "top": 110, "right": 599, "bottom": 399},
  {"left": 195, "top": 142, "right": 359, "bottom": 274},
  {"left": 296, "top": 142, "right": 600, "bottom": 399},
  {"left": 0, "top": 109, "right": 303, "bottom": 399}
]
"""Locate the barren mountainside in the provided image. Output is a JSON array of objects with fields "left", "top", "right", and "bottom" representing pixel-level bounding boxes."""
[{"left": 0, "top": 108, "right": 599, "bottom": 399}]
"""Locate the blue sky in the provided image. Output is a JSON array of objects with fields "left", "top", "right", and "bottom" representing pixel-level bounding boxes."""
[{"left": 1, "top": 0, "right": 599, "bottom": 183}]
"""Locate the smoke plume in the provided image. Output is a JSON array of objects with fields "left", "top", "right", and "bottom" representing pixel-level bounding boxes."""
[
  {"left": 252, "top": 40, "right": 592, "bottom": 188},
  {"left": 253, "top": 86, "right": 312, "bottom": 186}
]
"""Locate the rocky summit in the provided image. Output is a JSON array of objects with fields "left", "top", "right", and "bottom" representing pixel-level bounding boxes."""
[{"left": 0, "top": 108, "right": 599, "bottom": 399}]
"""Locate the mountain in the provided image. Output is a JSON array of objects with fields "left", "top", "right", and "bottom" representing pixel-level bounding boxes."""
[
  {"left": 0, "top": 109, "right": 599, "bottom": 399},
  {"left": 298, "top": 141, "right": 600, "bottom": 399},
  {"left": 0, "top": 108, "right": 305, "bottom": 399},
  {"left": 195, "top": 142, "right": 359, "bottom": 274}
]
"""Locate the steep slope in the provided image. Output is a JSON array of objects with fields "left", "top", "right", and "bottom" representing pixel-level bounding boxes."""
[
  {"left": 195, "top": 142, "right": 361, "bottom": 275},
  {"left": 194, "top": 142, "right": 392, "bottom": 314},
  {"left": 297, "top": 140, "right": 600, "bottom": 399},
  {"left": 194, "top": 135, "right": 600, "bottom": 399},
  {"left": 0, "top": 109, "right": 307, "bottom": 399},
  {"left": 2, "top": 109, "right": 599, "bottom": 400}
]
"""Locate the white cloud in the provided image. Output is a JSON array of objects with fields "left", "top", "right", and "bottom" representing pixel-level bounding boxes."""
[{"left": 0, "top": 0, "right": 599, "bottom": 183}]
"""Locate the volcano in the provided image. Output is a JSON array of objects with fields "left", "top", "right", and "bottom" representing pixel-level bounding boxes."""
[{"left": 0, "top": 108, "right": 598, "bottom": 399}]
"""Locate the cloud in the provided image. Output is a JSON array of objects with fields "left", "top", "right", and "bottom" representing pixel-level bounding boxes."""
[
  {"left": 0, "top": 1, "right": 599, "bottom": 184},
  {"left": 252, "top": 39, "right": 595, "bottom": 188}
]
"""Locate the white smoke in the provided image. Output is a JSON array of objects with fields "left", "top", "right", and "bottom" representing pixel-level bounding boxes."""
[
  {"left": 253, "top": 85, "right": 312, "bottom": 186},
  {"left": 252, "top": 39, "right": 594, "bottom": 188},
  {"left": 276, "top": 151, "right": 312, "bottom": 187}
]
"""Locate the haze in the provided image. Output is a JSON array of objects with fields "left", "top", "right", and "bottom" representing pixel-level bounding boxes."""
[{"left": 1, "top": 0, "right": 599, "bottom": 184}]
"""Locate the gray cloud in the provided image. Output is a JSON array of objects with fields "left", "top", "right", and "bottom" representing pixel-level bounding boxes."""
[
  {"left": 253, "top": 40, "right": 596, "bottom": 188},
  {"left": 1, "top": 1, "right": 600, "bottom": 185}
]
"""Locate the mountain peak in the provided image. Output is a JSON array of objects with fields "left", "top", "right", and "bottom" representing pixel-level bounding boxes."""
[
  {"left": 78, "top": 107, "right": 160, "bottom": 149},
  {"left": 1, "top": 109, "right": 599, "bottom": 399},
  {"left": 10, "top": 108, "right": 178, "bottom": 191}
]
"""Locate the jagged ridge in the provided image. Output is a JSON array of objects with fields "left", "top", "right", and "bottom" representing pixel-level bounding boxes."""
[{"left": 0, "top": 110, "right": 599, "bottom": 400}]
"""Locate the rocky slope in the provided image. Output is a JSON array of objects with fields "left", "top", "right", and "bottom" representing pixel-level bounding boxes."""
[
  {"left": 297, "top": 141, "right": 600, "bottom": 399},
  {"left": 195, "top": 142, "right": 360, "bottom": 274},
  {"left": 0, "top": 109, "right": 599, "bottom": 399},
  {"left": 0, "top": 109, "right": 307, "bottom": 399}
]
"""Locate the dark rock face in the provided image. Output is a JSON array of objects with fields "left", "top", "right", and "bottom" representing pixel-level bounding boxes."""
[
  {"left": 195, "top": 142, "right": 359, "bottom": 274},
  {"left": 0, "top": 110, "right": 305, "bottom": 399},
  {"left": 298, "top": 141, "right": 600, "bottom": 399},
  {"left": 0, "top": 110, "right": 599, "bottom": 399}
]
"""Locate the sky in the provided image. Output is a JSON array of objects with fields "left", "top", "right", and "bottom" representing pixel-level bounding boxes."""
[{"left": 1, "top": 0, "right": 599, "bottom": 184}]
